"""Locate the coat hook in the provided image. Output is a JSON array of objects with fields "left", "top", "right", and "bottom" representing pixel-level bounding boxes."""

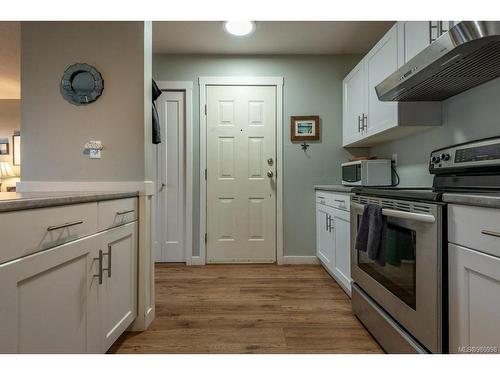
[{"left": 301, "top": 142, "right": 310, "bottom": 151}]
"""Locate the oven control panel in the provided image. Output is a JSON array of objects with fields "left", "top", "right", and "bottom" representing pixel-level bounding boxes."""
[{"left": 430, "top": 137, "right": 500, "bottom": 173}]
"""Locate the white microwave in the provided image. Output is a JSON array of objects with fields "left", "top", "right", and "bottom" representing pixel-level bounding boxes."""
[{"left": 341, "top": 159, "right": 392, "bottom": 186}]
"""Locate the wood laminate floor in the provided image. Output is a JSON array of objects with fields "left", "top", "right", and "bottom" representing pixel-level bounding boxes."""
[{"left": 109, "top": 264, "right": 383, "bottom": 354}]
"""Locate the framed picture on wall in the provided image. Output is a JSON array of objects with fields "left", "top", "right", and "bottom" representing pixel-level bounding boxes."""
[
  {"left": 0, "top": 139, "right": 9, "bottom": 155},
  {"left": 12, "top": 133, "right": 21, "bottom": 166},
  {"left": 290, "top": 115, "right": 320, "bottom": 142}
]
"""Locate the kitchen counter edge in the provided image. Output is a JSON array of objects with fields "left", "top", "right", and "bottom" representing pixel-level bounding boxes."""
[
  {"left": 314, "top": 185, "right": 355, "bottom": 193},
  {"left": 443, "top": 192, "right": 500, "bottom": 209},
  {"left": 0, "top": 191, "right": 140, "bottom": 213}
]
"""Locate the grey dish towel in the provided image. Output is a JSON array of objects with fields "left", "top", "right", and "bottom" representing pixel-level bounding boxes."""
[
  {"left": 152, "top": 79, "right": 162, "bottom": 144},
  {"left": 355, "top": 204, "right": 385, "bottom": 263}
]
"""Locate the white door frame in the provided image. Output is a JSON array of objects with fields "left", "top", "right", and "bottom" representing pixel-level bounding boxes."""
[
  {"left": 156, "top": 81, "right": 194, "bottom": 265},
  {"left": 199, "top": 76, "right": 284, "bottom": 265}
]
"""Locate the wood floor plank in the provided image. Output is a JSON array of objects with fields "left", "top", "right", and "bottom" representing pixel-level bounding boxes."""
[{"left": 109, "top": 264, "right": 383, "bottom": 354}]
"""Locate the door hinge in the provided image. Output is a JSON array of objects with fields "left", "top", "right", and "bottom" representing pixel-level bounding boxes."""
[
  {"left": 204, "top": 104, "right": 207, "bottom": 116},
  {"left": 205, "top": 168, "right": 207, "bottom": 180},
  {"left": 204, "top": 233, "right": 207, "bottom": 243}
]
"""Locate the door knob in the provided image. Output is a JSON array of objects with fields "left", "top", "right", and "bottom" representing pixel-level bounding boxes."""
[{"left": 267, "top": 170, "right": 274, "bottom": 178}]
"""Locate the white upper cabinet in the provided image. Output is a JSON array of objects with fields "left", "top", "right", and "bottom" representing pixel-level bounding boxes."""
[
  {"left": 342, "top": 22, "right": 442, "bottom": 148},
  {"left": 399, "top": 21, "right": 431, "bottom": 63},
  {"left": 342, "top": 60, "right": 366, "bottom": 146},
  {"left": 399, "top": 21, "right": 455, "bottom": 63},
  {"left": 365, "top": 24, "right": 399, "bottom": 136}
]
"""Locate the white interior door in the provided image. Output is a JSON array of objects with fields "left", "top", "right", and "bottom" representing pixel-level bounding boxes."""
[
  {"left": 206, "top": 85, "right": 276, "bottom": 263},
  {"left": 156, "top": 91, "right": 185, "bottom": 262}
]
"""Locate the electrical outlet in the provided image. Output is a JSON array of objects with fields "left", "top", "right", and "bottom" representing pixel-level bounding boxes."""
[
  {"left": 89, "top": 149, "right": 101, "bottom": 159},
  {"left": 391, "top": 153, "right": 398, "bottom": 166}
]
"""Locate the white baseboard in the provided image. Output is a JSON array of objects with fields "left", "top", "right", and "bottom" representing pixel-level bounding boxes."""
[
  {"left": 185, "top": 256, "right": 318, "bottom": 266},
  {"left": 16, "top": 181, "right": 155, "bottom": 196},
  {"left": 189, "top": 256, "right": 205, "bottom": 266},
  {"left": 282, "top": 256, "right": 320, "bottom": 265}
]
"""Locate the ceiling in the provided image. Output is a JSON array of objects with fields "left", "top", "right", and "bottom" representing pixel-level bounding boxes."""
[
  {"left": 0, "top": 22, "right": 20, "bottom": 99},
  {"left": 153, "top": 21, "right": 394, "bottom": 55}
]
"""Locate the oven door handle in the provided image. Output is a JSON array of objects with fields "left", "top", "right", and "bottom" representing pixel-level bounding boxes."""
[{"left": 351, "top": 202, "right": 436, "bottom": 224}]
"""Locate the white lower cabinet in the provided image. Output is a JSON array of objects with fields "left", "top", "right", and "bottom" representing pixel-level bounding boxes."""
[
  {"left": 100, "top": 222, "right": 138, "bottom": 351},
  {"left": 332, "top": 208, "right": 351, "bottom": 293},
  {"left": 449, "top": 243, "right": 500, "bottom": 353},
  {"left": 0, "top": 235, "right": 102, "bottom": 353},
  {"left": 0, "top": 199, "right": 138, "bottom": 354},
  {"left": 316, "top": 203, "right": 334, "bottom": 269},
  {"left": 315, "top": 191, "right": 351, "bottom": 295}
]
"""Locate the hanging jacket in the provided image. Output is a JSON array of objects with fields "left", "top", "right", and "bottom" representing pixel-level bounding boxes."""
[{"left": 152, "top": 79, "right": 162, "bottom": 144}]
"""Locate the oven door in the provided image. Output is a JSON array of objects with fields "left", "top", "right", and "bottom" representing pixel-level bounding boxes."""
[
  {"left": 342, "top": 163, "right": 361, "bottom": 185},
  {"left": 350, "top": 197, "right": 442, "bottom": 353}
]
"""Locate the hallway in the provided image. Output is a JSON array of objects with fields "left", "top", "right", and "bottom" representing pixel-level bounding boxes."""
[{"left": 110, "top": 264, "right": 382, "bottom": 353}]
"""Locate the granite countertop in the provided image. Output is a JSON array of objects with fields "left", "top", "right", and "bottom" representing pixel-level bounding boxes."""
[
  {"left": 314, "top": 184, "right": 355, "bottom": 193},
  {"left": 0, "top": 191, "right": 139, "bottom": 213},
  {"left": 442, "top": 192, "right": 500, "bottom": 209}
]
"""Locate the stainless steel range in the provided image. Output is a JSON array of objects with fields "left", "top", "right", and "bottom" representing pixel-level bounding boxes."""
[
  {"left": 350, "top": 136, "right": 500, "bottom": 354},
  {"left": 350, "top": 188, "right": 444, "bottom": 354}
]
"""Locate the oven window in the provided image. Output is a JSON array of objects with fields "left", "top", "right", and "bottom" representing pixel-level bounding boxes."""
[
  {"left": 357, "top": 221, "right": 417, "bottom": 309},
  {"left": 342, "top": 164, "right": 361, "bottom": 183}
]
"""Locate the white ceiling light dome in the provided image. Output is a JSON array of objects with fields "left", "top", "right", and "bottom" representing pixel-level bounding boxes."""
[{"left": 223, "top": 21, "right": 256, "bottom": 36}]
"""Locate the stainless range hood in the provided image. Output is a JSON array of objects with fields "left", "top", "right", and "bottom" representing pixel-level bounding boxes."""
[{"left": 376, "top": 21, "right": 500, "bottom": 101}]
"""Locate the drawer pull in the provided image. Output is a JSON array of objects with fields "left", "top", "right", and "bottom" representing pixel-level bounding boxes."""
[
  {"left": 47, "top": 220, "right": 84, "bottom": 231},
  {"left": 334, "top": 199, "right": 346, "bottom": 203},
  {"left": 481, "top": 230, "right": 500, "bottom": 238},
  {"left": 116, "top": 209, "right": 135, "bottom": 216}
]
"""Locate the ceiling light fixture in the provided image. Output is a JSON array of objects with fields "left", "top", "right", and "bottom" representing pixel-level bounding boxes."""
[{"left": 223, "top": 21, "right": 255, "bottom": 36}]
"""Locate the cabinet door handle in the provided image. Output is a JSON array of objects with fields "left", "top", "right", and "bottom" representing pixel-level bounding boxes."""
[
  {"left": 93, "top": 250, "right": 103, "bottom": 285},
  {"left": 102, "top": 245, "right": 112, "bottom": 278},
  {"left": 329, "top": 216, "right": 334, "bottom": 232},
  {"left": 481, "top": 230, "right": 500, "bottom": 238},
  {"left": 117, "top": 209, "right": 135, "bottom": 216},
  {"left": 357, "top": 115, "right": 362, "bottom": 132},
  {"left": 325, "top": 213, "right": 329, "bottom": 231},
  {"left": 429, "top": 21, "right": 441, "bottom": 43},
  {"left": 47, "top": 220, "right": 84, "bottom": 231},
  {"left": 363, "top": 113, "right": 368, "bottom": 131}
]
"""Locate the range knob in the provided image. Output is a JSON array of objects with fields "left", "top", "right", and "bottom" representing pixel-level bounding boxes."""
[
  {"left": 431, "top": 155, "right": 441, "bottom": 164},
  {"left": 441, "top": 153, "right": 451, "bottom": 161}
]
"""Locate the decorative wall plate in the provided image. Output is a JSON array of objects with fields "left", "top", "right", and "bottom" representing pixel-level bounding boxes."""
[{"left": 60, "top": 63, "right": 104, "bottom": 105}]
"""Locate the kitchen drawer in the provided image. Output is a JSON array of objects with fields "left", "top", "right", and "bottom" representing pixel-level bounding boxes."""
[
  {"left": 98, "top": 198, "right": 138, "bottom": 231},
  {"left": 448, "top": 204, "right": 500, "bottom": 258},
  {"left": 315, "top": 191, "right": 351, "bottom": 211},
  {"left": 0, "top": 202, "right": 98, "bottom": 265}
]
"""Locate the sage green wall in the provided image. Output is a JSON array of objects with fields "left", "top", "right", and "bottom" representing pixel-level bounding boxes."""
[
  {"left": 370, "top": 77, "right": 500, "bottom": 186},
  {"left": 153, "top": 54, "right": 364, "bottom": 257}
]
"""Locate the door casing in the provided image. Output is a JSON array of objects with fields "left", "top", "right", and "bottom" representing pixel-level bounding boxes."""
[{"left": 199, "top": 77, "right": 284, "bottom": 265}]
